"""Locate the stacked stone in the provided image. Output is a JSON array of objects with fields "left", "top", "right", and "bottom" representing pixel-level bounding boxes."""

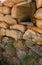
[
  {"left": 0, "top": 0, "right": 42, "bottom": 45},
  {"left": 23, "top": 0, "right": 42, "bottom": 45},
  {"left": 0, "top": 1, "right": 42, "bottom": 65},
  {"left": 33, "top": 0, "right": 42, "bottom": 33}
]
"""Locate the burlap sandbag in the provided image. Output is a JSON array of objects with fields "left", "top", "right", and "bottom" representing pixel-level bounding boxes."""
[
  {"left": 0, "top": 6, "right": 10, "bottom": 14},
  {"left": 27, "top": 25, "right": 42, "bottom": 34},
  {"left": 10, "top": 24, "right": 25, "bottom": 33},
  {"left": 35, "top": 0, "right": 42, "bottom": 9},
  {"left": 36, "top": 19, "right": 42, "bottom": 29},
  {"left": 34, "top": 8, "right": 42, "bottom": 19}
]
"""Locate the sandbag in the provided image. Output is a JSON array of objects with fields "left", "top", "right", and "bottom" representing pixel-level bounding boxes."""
[
  {"left": 34, "top": 8, "right": 42, "bottom": 19},
  {"left": 36, "top": 19, "right": 42, "bottom": 29},
  {"left": 0, "top": 6, "right": 10, "bottom": 14},
  {"left": 12, "top": 0, "right": 32, "bottom": 4},
  {"left": 35, "top": 0, "right": 42, "bottom": 9},
  {"left": 3, "top": 0, "right": 14, "bottom": 8},
  {"left": 0, "top": 28, "right": 6, "bottom": 36},
  {"left": 6, "top": 29, "right": 22, "bottom": 40},
  {"left": 0, "top": 22, "right": 9, "bottom": 29},
  {"left": 4, "top": 15, "right": 17, "bottom": 24},
  {"left": 10, "top": 24, "right": 25, "bottom": 32},
  {"left": 27, "top": 25, "right": 42, "bottom": 34}
]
